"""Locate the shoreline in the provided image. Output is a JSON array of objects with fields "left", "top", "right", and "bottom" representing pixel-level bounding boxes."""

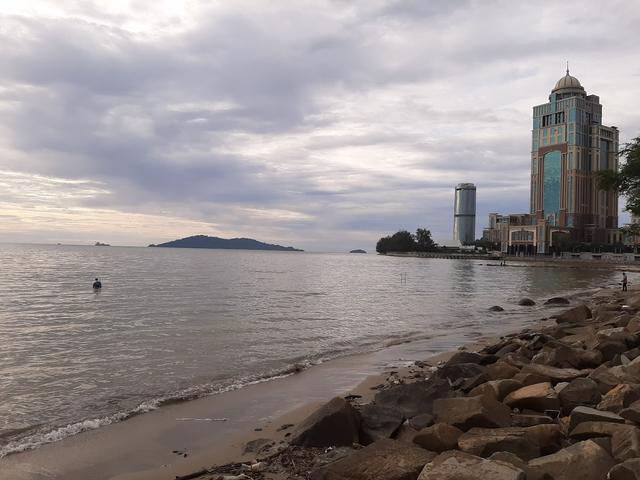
[{"left": 1, "top": 282, "right": 616, "bottom": 480}]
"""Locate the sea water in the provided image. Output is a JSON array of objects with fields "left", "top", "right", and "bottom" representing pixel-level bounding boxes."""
[{"left": 0, "top": 244, "right": 621, "bottom": 457}]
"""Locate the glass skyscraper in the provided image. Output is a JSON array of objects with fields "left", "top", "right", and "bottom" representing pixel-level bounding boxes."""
[{"left": 530, "top": 69, "right": 619, "bottom": 245}]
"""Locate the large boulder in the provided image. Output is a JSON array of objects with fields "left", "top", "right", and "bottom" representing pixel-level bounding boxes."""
[
  {"left": 457, "top": 427, "right": 540, "bottom": 461},
  {"left": 412, "top": 423, "right": 463, "bottom": 453},
  {"left": 503, "top": 382, "right": 560, "bottom": 412},
  {"left": 359, "top": 404, "right": 404, "bottom": 445},
  {"left": 437, "top": 363, "right": 486, "bottom": 381},
  {"left": 311, "top": 438, "right": 435, "bottom": 480},
  {"left": 417, "top": 450, "right": 525, "bottom": 480},
  {"left": 468, "top": 379, "right": 523, "bottom": 401},
  {"left": 532, "top": 343, "right": 602, "bottom": 369},
  {"left": 621, "top": 400, "right": 640, "bottom": 424},
  {"left": 558, "top": 377, "right": 602, "bottom": 414},
  {"left": 446, "top": 351, "right": 497, "bottom": 366},
  {"left": 511, "top": 413, "right": 554, "bottom": 427},
  {"left": 589, "top": 364, "right": 629, "bottom": 393},
  {"left": 555, "top": 304, "right": 592, "bottom": 324},
  {"left": 595, "top": 340, "right": 630, "bottom": 362},
  {"left": 374, "top": 378, "right": 451, "bottom": 418},
  {"left": 598, "top": 384, "right": 640, "bottom": 413},
  {"left": 290, "top": 397, "right": 360, "bottom": 447},
  {"left": 527, "top": 440, "right": 615, "bottom": 480},
  {"left": 569, "top": 421, "right": 633, "bottom": 441},
  {"left": 545, "top": 297, "right": 571, "bottom": 305},
  {"left": 568, "top": 405, "right": 626, "bottom": 432},
  {"left": 518, "top": 298, "right": 536, "bottom": 306},
  {"left": 486, "top": 361, "right": 520, "bottom": 380},
  {"left": 612, "top": 427, "right": 640, "bottom": 462},
  {"left": 520, "top": 363, "right": 587, "bottom": 383},
  {"left": 608, "top": 459, "right": 640, "bottom": 480},
  {"left": 432, "top": 394, "right": 511, "bottom": 431}
]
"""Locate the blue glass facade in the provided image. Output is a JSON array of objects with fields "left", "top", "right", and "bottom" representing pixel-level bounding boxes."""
[{"left": 543, "top": 151, "right": 561, "bottom": 225}]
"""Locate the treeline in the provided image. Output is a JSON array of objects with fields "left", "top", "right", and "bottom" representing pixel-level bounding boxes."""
[{"left": 376, "top": 228, "right": 437, "bottom": 254}]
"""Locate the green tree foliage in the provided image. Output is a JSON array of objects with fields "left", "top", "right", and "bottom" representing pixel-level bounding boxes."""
[
  {"left": 414, "top": 228, "right": 436, "bottom": 252},
  {"left": 376, "top": 230, "right": 415, "bottom": 254},
  {"left": 376, "top": 228, "right": 437, "bottom": 254},
  {"left": 598, "top": 136, "right": 640, "bottom": 215}
]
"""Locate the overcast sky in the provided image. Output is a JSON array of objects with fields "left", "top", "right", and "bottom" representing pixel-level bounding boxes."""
[{"left": 0, "top": 0, "right": 638, "bottom": 251}]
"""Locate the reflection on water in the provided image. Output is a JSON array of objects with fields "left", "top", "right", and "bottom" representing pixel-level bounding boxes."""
[{"left": 0, "top": 244, "right": 623, "bottom": 455}]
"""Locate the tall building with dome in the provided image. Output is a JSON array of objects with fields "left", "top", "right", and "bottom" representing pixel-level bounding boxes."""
[
  {"left": 482, "top": 69, "right": 620, "bottom": 254},
  {"left": 530, "top": 68, "right": 619, "bottom": 248}
]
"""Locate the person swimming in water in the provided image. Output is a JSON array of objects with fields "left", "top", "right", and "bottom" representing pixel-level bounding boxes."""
[{"left": 93, "top": 278, "right": 102, "bottom": 289}]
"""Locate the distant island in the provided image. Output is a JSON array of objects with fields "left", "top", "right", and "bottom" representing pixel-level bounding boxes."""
[
  {"left": 148, "top": 235, "right": 303, "bottom": 251},
  {"left": 94, "top": 242, "right": 110, "bottom": 246},
  {"left": 349, "top": 249, "right": 367, "bottom": 254}
]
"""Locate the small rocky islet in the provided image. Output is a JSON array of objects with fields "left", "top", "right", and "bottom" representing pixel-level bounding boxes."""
[{"left": 198, "top": 288, "right": 640, "bottom": 480}]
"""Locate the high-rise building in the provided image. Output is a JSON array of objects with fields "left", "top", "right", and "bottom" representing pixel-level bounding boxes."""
[
  {"left": 453, "top": 183, "right": 476, "bottom": 245},
  {"left": 530, "top": 68, "right": 619, "bottom": 245}
]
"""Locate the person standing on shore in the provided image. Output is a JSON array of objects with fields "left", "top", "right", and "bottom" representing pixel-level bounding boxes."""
[{"left": 622, "top": 272, "right": 628, "bottom": 291}]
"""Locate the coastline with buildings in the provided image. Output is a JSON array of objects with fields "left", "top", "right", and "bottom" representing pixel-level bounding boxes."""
[{"left": 482, "top": 69, "right": 622, "bottom": 256}]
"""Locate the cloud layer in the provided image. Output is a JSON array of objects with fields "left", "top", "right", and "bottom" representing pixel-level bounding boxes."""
[{"left": 0, "top": 0, "right": 638, "bottom": 250}]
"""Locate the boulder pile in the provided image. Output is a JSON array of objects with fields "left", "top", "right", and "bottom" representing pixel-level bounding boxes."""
[{"left": 204, "top": 289, "right": 640, "bottom": 480}]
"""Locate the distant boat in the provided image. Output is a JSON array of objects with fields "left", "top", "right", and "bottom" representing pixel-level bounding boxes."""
[{"left": 94, "top": 242, "right": 110, "bottom": 246}]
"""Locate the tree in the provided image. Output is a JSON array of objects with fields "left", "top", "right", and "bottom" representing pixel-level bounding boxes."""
[
  {"left": 598, "top": 135, "right": 640, "bottom": 215},
  {"left": 414, "top": 228, "right": 436, "bottom": 252},
  {"left": 376, "top": 230, "right": 416, "bottom": 254}
]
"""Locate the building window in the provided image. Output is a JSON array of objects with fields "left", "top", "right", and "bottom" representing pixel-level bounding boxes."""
[{"left": 543, "top": 151, "right": 562, "bottom": 226}]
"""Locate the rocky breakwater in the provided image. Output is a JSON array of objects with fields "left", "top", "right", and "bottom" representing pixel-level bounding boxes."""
[{"left": 201, "top": 289, "right": 640, "bottom": 480}]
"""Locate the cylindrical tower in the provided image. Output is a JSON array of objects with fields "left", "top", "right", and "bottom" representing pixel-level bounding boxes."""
[{"left": 453, "top": 183, "right": 476, "bottom": 245}]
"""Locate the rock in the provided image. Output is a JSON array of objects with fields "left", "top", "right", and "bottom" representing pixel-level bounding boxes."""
[
  {"left": 311, "top": 446, "right": 356, "bottom": 469},
  {"left": 393, "top": 424, "right": 419, "bottom": 444},
  {"left": 503, "top": 382, "right": 560, "bottom": 412},
  {"left": 595, "top": 340, "right": 630, "bottom": 362},
  {"left": 608, "top": 459, "right": 640, "bottom": 480},
  {"left": 374, "top": 378, "right": 451, "bottom": 418},
  {"left": 598, "top": 327, "right": 632, "bottom": 342},
  {"left": 525, "top": 424, "right": 564, "bottom": 455},
  {"left": 446, "top": 351, "right": 496, "bottom": 366},
  {"left": 468, "top": 379, "right": 523, "bottom": 401},
  {"left": 520, "top": 363, "right": 588, "bottom": 383},
  {"left": 486, "top": 361, "right": 520, "bottom": 380},
  {"left": 612, "top": 427, "right": 640, "bottom": 461},
  {"left": 621, "top": 400, "right": 640, "bottom": 424},
  {"left": 311, "top": 438, "right": 436, "bottom": 480},
  {"left": 558, "top": 377, "right": 602, "bottom": 414},
  {"left": 598, "top": 384, "right": 640, "bottom": 413},
  {"left": 433, "top": 394, "right": 511, "bottom": 431},
  {"left": 518, "top": 298, "right": 536, "bottom": 306},
  {"left": 413, "top": 423, "right": 463, "bottom": 453},
  {"left": 408, "top": 413, "right": 434, "bottom": 431},
  {"left": 527, "top": 440, "right": 615, "bottom": 480},
  {"left": 438, "top": 363, "right": 486, "bottom": 382},
  {"left": 545, "top": 297, "right": 571, "bottom": 305},
  {"left": 501, "top": 352, "right": 531, "bottom": 369},
  {"left": 555, "top": 304, "right": 592, "bottom": 324},
  {"left": 490, "top": 305, "right": 505, "bottom": 312},
  {"left": 532, "top": 343, "right": 602, "bottom": 369},
  {"left": 589, "top": 364, "right": 629, "bottom": 393},
  {"left": 290, "top": 397, "right": 360, "bottom": 447},
  {"left": 417, "top": 450, "right": 525, "bottom": 480},
  {"left": 628, "top": 317, "right": 640, "bottom": 334},
  {"left": 460, "top": 373, "right": 490, "bottom": 393},
  {"left": 512, "top": 372, "right": 549, "bottom": 386},
  {"left": 511, "top": 413, "right": 554, "bottom": 427},
  {"left": 568, "top": 406, "right": 626, "bottom": 432},
  {"left": 359, "top": 404, "right": 404, "bottom": 445},
  {"left": 488, "top": 451, "right": 529, "bottom": 473},
  {"left": 457, "top": 427, "right": 540, "bottom": 461},
  {"left": 569, "top": 421, "right": 633, "bottom": 440}
]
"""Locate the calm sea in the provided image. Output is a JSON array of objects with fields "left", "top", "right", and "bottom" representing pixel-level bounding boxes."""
[{"left": 0, "top": 244, "right": 622, "bottom": 457}]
